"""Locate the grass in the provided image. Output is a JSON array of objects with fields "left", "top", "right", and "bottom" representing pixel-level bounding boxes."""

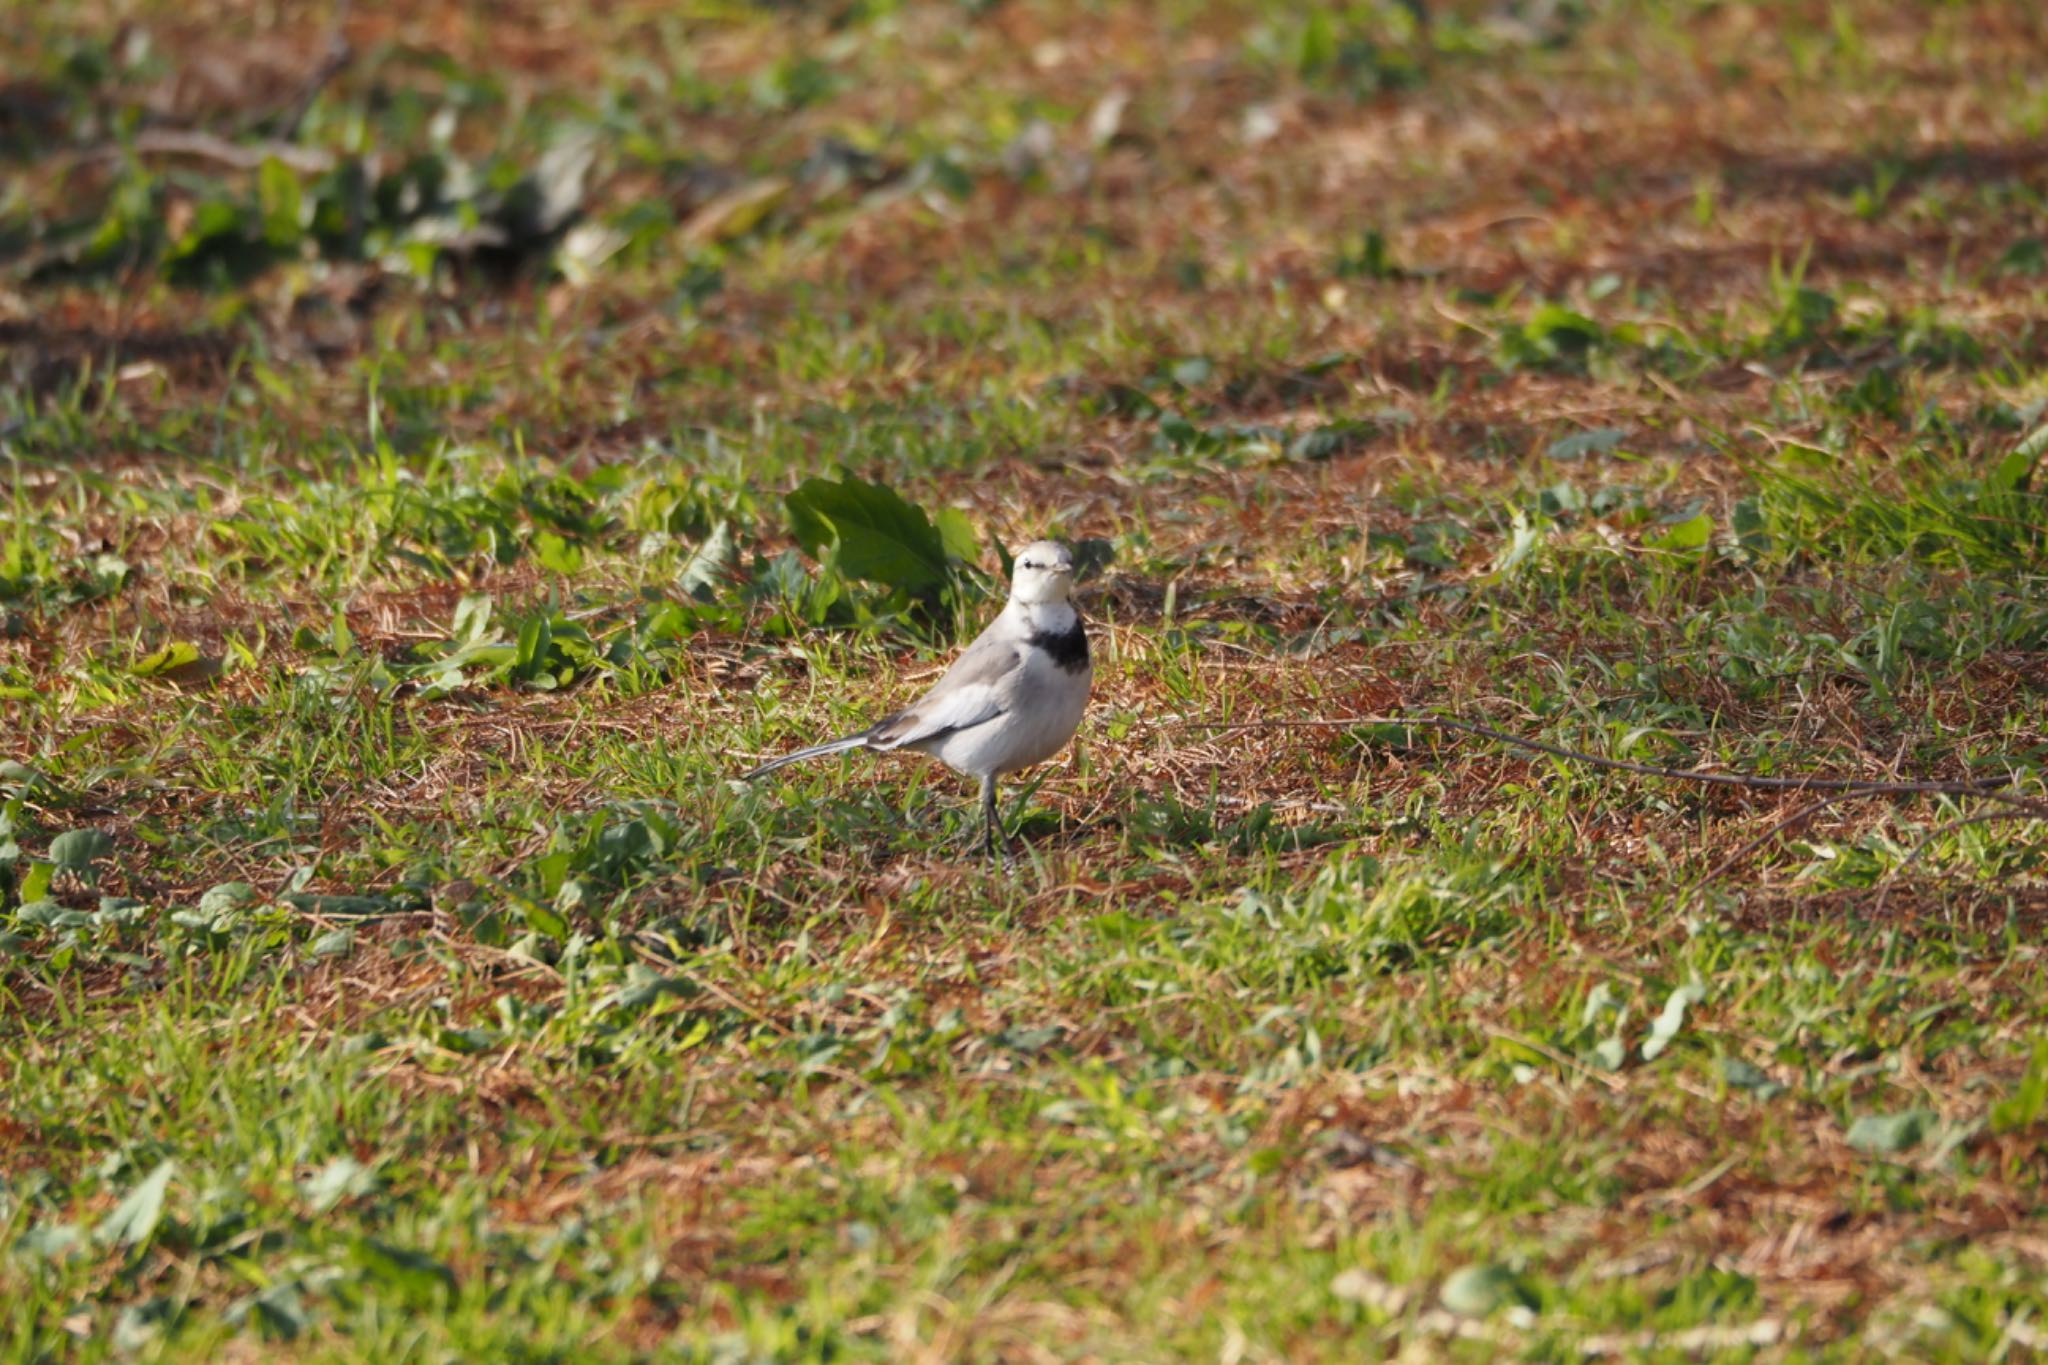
[{"left": 5, "top": 0, "right": 2048, "bottom": 1358}]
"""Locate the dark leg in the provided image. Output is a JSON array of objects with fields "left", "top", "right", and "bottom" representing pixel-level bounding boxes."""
[{"left": 980, "top": 774, "right": 1000, "bottom": 862}]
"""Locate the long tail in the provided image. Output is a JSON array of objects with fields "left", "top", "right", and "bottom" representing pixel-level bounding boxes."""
[{"left": 740, "top": 733, "right": 872, "bottom": 781}]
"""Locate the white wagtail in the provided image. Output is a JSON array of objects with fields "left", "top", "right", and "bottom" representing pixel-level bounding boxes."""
[{"left": 741, "top": 540, "right": 1092, "bottom": 858}]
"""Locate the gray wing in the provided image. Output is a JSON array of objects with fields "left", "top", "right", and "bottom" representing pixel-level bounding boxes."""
[{"left": 866, "top": 624, "right": 1021, "bottom": 750}]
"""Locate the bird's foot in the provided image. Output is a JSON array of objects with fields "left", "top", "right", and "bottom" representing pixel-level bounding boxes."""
[{"left": 960, "top": 819, "right": 1014, "bottom": 869}]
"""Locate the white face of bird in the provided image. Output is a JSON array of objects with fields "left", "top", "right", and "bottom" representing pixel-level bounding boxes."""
[{"left": 1008, "top": 540, "right": 1076, "bottom": 605}]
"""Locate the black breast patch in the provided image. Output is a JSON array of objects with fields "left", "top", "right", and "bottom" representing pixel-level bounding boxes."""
[{"left": 1028, "top": 619, "right": 1090, "bottom": 674}]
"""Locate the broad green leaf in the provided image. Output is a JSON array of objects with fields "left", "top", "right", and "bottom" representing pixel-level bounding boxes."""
[
  {"left": 637, "top": 601, "right": 694, "bottom": 644},
  {"left": 257, "top": 156, "right": 303, "bottom": 246},
  {"left": 1991, "top": 1042, "right": 2048, "bottom": 1133},
  {"left": 1545, "top": 427, "right": 1629, "bottom": 461},
  {"left": 915, "top": 153, "right": 973, "bottom": 201},
  {"left": 436, "top": 1025, "right": 501, "bottom": 1054},
  {"left": 49, "top": 828, "right": 113, "bottom": 874},
  {"left": 96, "top": 897, "right": 147, "bottom": 927},
  {"left": 1846, "top": 1108, "right": 1936, "bottom": 1155},
  {"left": 514, "top": 614, "right": 551, "bottom": 677},
  {"left": 785, "top": 475, "right": 950, "bottom": 594},
  {"left": 451, "top": 593, "right": 494, "bottom": 643},
  {"left": 15, "top": 1222, "right": 82, "bottom": 1260},
  {"left": 2001, "top": 237, "right": 2047, "bottom": 276},
  {"left": 1345, "top": 721, "right": 1416, "bottom": 750},
  {"left": 1646, "top": 511, "right": 1713, "bottom": 553},
  {"left": 1295, "top": 8, "right": 1337, "bottom": 73},
  {"left": 599, "top": 965, "right": 701, "bottom": 1012},
  {"left": 166, "top": 199, "right": 241, "bottom": 258},
  {"left": 525, "top": 900, "right": 569, "bottom": 940},
  {"left": 96, "top": 1160, "right": 175, "bottom": 1248},
  {"left": 1989, "top": 445, "right": 2036, "bottom": 494},
  {"left": 86, "top": 554, "right": 131, "bottom": 595},
  {"left": 113, "top": 1297, "right": 176, "bottom": 1353},
  {"left": 350, "top": 1237, "right": 455, "bottom": 1302},
  {"left": 1989, "top": 426, "right": 2046, "bottom": 492},
  {"left": 1527, "top": 304, "right": 1603, "bottom": 344},
  {"left": 227, "top": 1282, "right": 308, "bottom": 1340},
  {"left": 931, "top": 506, "right": 980, "bottom": 565},
  {"left": 677, "top": 521, "right": 735, "bottom": 601},
  {"left": 300, "top": 1156, "right": 377, "bottom": 1211},
  {"left": 283, "top": 893, "right": 394, "bottom": 917},
  {"left": 1731, "top": 497, "right": 1771, "bottom": 556},
  {"left": 1439, "top": 1263, "right": 1531, "bottom": 1317},
  {"left": 309, "top": 928, "right": 355, "bottom": 957},
  {"left": 1287, "top": 420, "right": 1376, "bottom": 461},
  {"left": 171, "top": 908, "right": 232, "bottom": 934},
  {"left": 1491, "top": 512, "right": 1542, "bottom": 576},
  {"left": 21, "top": 902, "right": 90, "bottom": 928},
  {"left": 131, "top": 641, "right": 207, "bottom": 679},
  {"left": 1721, "top": 1057, "right": 1784, "bottom": 1099},
  {"left": 531, "top": 848, "right": 573, "bottom": 897},
  {"left": 199, "top": 882, "right": 258, "bottom": 914},
  {"left": 533, "top": 531, "right": 583, "bottom": 576}
]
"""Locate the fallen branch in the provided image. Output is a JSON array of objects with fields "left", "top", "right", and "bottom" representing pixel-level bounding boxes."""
[{"left": 1693, "top": 794, "right": 1846, "bottom": 886}]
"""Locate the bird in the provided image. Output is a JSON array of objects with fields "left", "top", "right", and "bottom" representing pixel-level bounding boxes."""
[{"left": 740, "top": 540, "right": 1092, "bottom": 859}]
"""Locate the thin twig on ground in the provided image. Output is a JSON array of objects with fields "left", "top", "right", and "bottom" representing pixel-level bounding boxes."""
[{"left": 1694, "top": 794, "right": 1846, "bottom": 887}]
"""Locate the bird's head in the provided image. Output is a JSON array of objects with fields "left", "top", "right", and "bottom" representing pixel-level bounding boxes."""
[{"left": 1008, "top": 540, "right": 1076, "bottom": 605}]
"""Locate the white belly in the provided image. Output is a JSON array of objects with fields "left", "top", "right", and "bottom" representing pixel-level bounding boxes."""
[{"left": 926, "top": 653, "right": 1090, "bottom": 777}]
